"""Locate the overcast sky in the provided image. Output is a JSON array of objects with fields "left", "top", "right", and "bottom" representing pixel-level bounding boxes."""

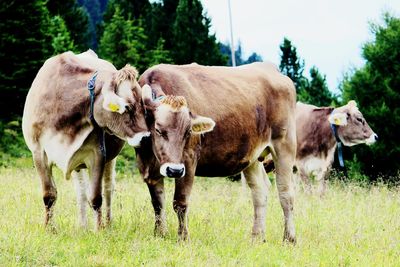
[{"left": 201, "top": 0, "right": 400, "bottom": 93}]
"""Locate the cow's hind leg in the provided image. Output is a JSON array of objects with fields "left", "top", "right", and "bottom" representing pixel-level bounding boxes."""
[
  {"left": 33, "top": 150, "right": 57, "bottom": 228},
  {"left": 173, "top": 173, "right": 194, "bottom": 241},
  {"left": 272, "top": 137, "right": 297, "bottom": 243},
  {"left": 242, "top": 161, "right": 269, "bottom": 241},
  {"left": 103, "top": 159, "right": 116, "bottom": 226},
  {"left": 72, "top": 170, "right": 88, "bottom": 228},
  {"left": 147, "top": 178, "right": 167, "bottom": 236}
]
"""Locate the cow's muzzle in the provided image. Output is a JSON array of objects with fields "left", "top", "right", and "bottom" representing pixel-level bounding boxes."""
[
  {"left": 160, "top": 163, "right": 185, "bottom": 178},
  {"left": 366, "top": 133, "right": 378, "bottom": 145}
]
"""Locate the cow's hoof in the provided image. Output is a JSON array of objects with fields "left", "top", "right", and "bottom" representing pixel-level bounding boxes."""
[
  {"left": 251, "top": 232, "right": 266, "bottom": 243},
  {"left": 154, "top": 226, "right": 168, "bottom": 238},
  {"left": 45, "top": 223, "right": 58, "bottom": 234},
  {"left": 177, "top": 232, "right": 190, "bottom": 242},
  {"left": 283, "top": 232, "right": 296, "bottom": 244}
]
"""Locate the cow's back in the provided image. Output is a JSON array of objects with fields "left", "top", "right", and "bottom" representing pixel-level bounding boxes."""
[
  {"left": 22, "top": 51, "right": 114, "bottom": 150},
  {"left": 140, "top": 62, "right": 296, "bottom": 176}
]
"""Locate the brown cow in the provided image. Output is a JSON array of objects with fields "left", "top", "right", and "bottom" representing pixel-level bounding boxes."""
[
  {"left": 136, "top": 62, "right": 297, "bottom": 243},
  {"left": 259, "top": 101, "right": 378, "bottom": 194},
  {"left": 22, "top": 50, "right": 149, "bottom": 229},
  {"left": 295, "top": 101, "right": 377, "bottom": 193}
]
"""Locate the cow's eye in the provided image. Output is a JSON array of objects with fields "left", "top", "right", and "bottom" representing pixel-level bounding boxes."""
[
  {"left": 356, "top": 117, "right": 363, "bottom": 123},
  {"left": 155, "top": 128, "right": 168, "bottom": 139}
]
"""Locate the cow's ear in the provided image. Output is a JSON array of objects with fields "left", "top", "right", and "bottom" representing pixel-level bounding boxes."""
[
  {"left": 142, "top": 84, "right": 160, "bottom": 110},
  {"left": 191, "top": 115, "right": 216, "bottom": 134},
  {"left": 328, "top": 112, "right": 347, "bottom": 126},
  {"left": 102, "top": 92, "right": 127, "bottom": 114},
  {"left": 348, "top": 100, "right": 357, "bottom": 108}
]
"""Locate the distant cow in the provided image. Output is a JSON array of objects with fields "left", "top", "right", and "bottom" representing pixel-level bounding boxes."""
[
  {"left": 260, "top": 101, "right": 378, "bottom": 193},
  {"left": 22, "top": 50, "right": 149, "bottom": 229},
  {"left": 137, "top": 62, "right": 297, "bottom": 243},
  {"left": 295, "top": 101, "right": 377, "bottom": 193}
]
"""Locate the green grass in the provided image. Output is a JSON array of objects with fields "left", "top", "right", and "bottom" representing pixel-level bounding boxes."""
[{"left": 0, "top": 166, "right": 399, "bottom": 266}]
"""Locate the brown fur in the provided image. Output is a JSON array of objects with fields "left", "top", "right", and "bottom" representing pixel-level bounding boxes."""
[
  {"left": 138, "top": 62, "right": 297, "bottom": 242},
  {"left": 297, "top": 107, "right": 336, "bottom": 159},
  {"left": 22, "top": 50, "right": 148, "bottom": 229},
  {"left": 293, "top": 102, "right": 376, "bottom": 194},
  {"left": 115, "top": 64, "right": 138, "bottom": 86}
]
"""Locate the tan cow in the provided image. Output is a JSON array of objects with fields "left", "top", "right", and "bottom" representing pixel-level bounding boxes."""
[
  {"left": 136, "top": 62, "right": 297, "bottom": 243},
  {"left": 22, "top": 50, "right": 149, "bottom": 229},
  {"left": 259, "top": 101, "right": 377, "bottom": 194},
  {"left": 295, "top": 101, "right": 377, "bottom": 193}
]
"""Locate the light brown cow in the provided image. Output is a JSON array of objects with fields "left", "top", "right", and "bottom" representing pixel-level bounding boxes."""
[
  {"left": 295, "top": 101, "right": 377, "bottom": 193},
  {"left": 136, "top": 62, "right": 297, "bottom": 243},
  {"left": 259, "top": 101, "right": 378, "bottom": 194},
  {"left": 22, "top": 50, "right": 149, "bottom": 229}
]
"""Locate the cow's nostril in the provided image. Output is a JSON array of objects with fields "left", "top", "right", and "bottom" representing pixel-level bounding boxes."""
[
  {"left": 166, "top": 166, "right": 185, "bottom": 178},
  {"left": 374, "top": 134, "right": 378, "bottom": 141}
]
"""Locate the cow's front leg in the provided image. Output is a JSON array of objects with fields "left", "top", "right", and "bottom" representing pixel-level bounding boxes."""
[
  {"left": 89, "top": 153, "right": 105, "bottom": 230},
  {"left": 243, "top": 161, "right": 269, "bottom": 241},
  {"left": 173, "top": 173, "right": 194, "bottom": 241},
  {"left": 147, "top": 178, "right": 167, "bottom": 236},
  {"left": 317, "top": 166, "right": 331, "bottom": 196},
  {"left": 103, "top": 159, "right": 116, "bottom": 226}
]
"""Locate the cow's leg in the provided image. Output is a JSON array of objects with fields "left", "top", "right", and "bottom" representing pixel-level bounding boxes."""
[
  {"left": 33, "top": 151, "right": 57, "bottom": 228},
  {"left": 88, "top": 154, "right": 105, "bottom": 230},
  {"left": 173, "top": 172, "right": 194, "bottom": 241},
  {"left": 273, "top": 137, "right": 297, "bottom": 243},
  {"left": 147, "top": 178, "right": 167, "bottom": 236},
  {"left": 318, "top": 167, "right": 331, "bottom": 196},
  {"left": 103, "top": 159, "right": 116, "bottom": 226},
  {"left": 298, "top": 166, "right": 312, "bottom": 194},
  {"left": 243, "top": 161, "right": 269, "bottom": 241},
  {"left": 72, "top": 169, "right": 89, "bottom": 228}
]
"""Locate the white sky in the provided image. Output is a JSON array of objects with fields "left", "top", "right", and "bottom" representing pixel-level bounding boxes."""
[{"left": 201, "top": 0, "right": 400, "bottom": 93}]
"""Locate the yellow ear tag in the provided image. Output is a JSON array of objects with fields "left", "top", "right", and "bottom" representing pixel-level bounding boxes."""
[
  {"left": 192, "top": 123, "right": 207, "bottom": 133},
  {"left": 108, "top": 102, "right": 120, "bottom": 112},
  {"left": 334, "top": 118, "right": 341, "bottom": 125}
]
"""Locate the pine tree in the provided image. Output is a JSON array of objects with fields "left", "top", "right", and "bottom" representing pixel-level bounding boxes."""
[
  {"left": 0, "top": 0, "right": 53, "bottom": 117},
  {"left": 341, "top": 14, "right": 400, "bottom": 178},
  {"left": 279, "top": 37, "right": 306, "bottom": 92},
  {"left": 98, "top": 6, "right": 144, "bottom": 70},
  {"left": 147, "top": 38, "right": 173, "bottom": 67},
  {"left": 219, "top": 42, "right": 261, "bottom": 66},
  {"left": 172, "top": 0, "right": 226, "bottom": 65},
  {"left": 47, "top": 0, "right": 91, "bottom": 51},
  {"left": 301, "top": 66, "right": 334, "bottom": 106},
  {"left": 78, "top": 0, "right": 102, "bottom": 49},
  {"left": 49, "top": 16, "right": 75, "bottom": 55},
  {"left": 156, "top": 0, "right": 180, "bottom": 50},
  {"left": 244, "top": 52, "right": 263, "bottom": 64}
]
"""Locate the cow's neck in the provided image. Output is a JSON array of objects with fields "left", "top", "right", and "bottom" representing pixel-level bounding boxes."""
[{"left": 306, "top": 107, "right": 337, "bottom": 158}]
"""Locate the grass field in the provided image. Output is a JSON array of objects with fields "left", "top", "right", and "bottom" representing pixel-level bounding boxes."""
[{"left": 0, "top": 166, "right": 399, "bottom": 266}]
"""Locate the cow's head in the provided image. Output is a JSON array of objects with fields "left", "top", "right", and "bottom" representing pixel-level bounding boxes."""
[
  {"left": 328, "top": 100, "right": 378, "bottom": 146},
  {"left": 142, "top": 85, "right": 215, "bottom": 178},
  {"left": 94, "top": 65, "right": 149, "bottom": 147}
]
